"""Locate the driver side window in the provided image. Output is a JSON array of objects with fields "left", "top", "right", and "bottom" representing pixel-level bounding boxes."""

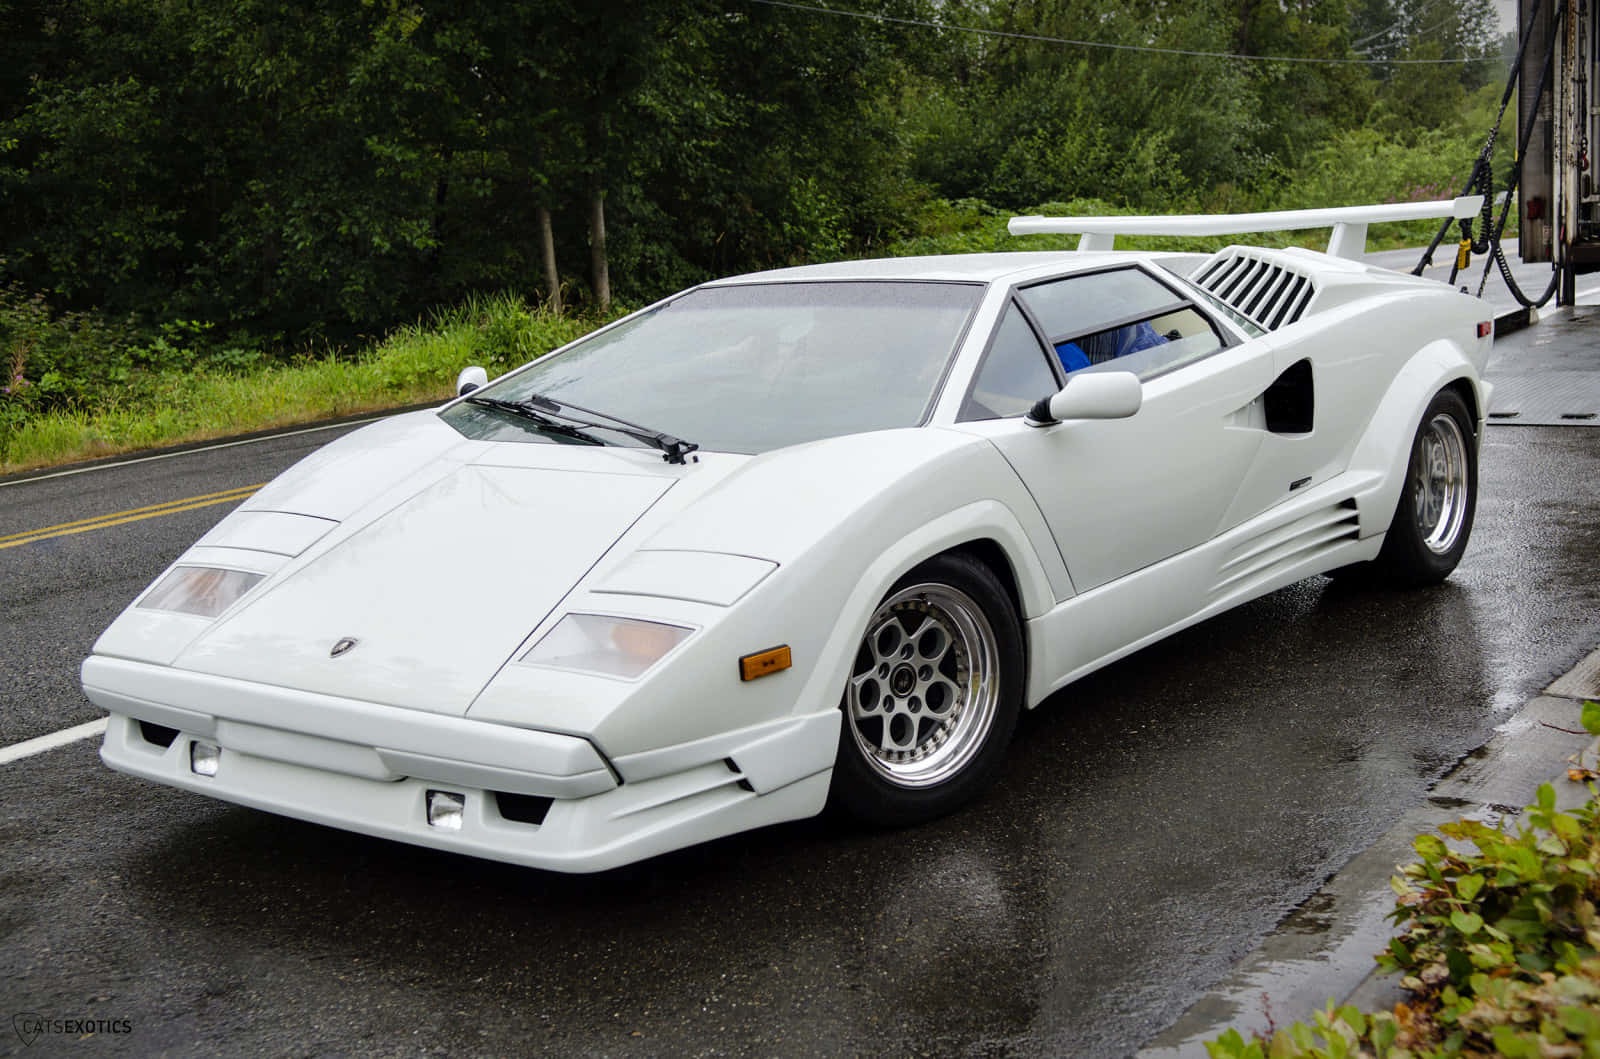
[
  {"left": 1020, "top": 267, "right": 1225, "bottom": 382},
  {"left": 958, "top": 301, "right": 1060, "bottom": 421}
]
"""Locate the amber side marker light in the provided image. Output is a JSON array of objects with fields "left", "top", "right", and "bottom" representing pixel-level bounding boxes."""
[{"left": 740, "top": 645, "right": 792, "bottom": 681}]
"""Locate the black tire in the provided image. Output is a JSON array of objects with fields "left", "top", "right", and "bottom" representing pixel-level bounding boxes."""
[
  {"left": 826, "top": 551, "right": 1025, "bottom": 827},
  {"left": 1371, "top": 388, "right": 1478, "bottom": 587}
]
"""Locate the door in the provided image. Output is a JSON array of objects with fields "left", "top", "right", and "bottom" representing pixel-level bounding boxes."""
[{"left": 958, "top": 271, "right": 1278, "bottom": 592}]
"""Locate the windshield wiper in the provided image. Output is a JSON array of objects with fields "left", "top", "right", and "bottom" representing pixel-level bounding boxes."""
[
  {"left": 517, "top": 393, "right": 700, "bottom": 465},
  {"left": 463, "top": 396, "right": 605, "bottom": 447}
]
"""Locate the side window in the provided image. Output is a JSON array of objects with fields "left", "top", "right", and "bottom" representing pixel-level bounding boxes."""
[
  {"left": 1072, "top": 307, "right": 1224, "bottom": 380},
  {"left": 1022, "top": 269, "right": 1179, "bottom": 338},
  {"left": 958, "top": 301, "right": 1060, "bottom": 421},
  {"left": 1019, "top": 268, "right": 1225, "bottom": 382}
]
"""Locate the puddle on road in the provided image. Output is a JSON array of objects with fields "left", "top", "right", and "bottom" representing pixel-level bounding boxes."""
[{"left": 1276, "top": 892, "right": 1336, "bottom": 937}]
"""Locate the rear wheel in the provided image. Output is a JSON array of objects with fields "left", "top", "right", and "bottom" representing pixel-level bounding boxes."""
[
  {"left": 1372, "top": 388, "right": 1478, "bottom": 586},
  {"left": 827, "top": 552, "right": 1024, "bottom": 827}
]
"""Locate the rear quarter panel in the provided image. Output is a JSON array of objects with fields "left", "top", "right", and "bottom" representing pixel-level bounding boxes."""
[{"left": 1216, "top": 278, "right": 1489, "bottom": 531}]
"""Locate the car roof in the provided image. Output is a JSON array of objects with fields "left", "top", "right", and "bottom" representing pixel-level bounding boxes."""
[{"left": 702, "top": 251, "right": 1141, "bottom": 287}]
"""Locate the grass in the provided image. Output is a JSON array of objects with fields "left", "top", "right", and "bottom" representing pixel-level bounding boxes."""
[{"left": 0, "top": 292, "right": 621, "bottom": 474}]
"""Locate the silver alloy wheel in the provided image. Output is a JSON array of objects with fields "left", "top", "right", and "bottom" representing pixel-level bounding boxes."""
[
  {"left": 845, "top": 582, "right": 1001, "bottom": 788},
  {"left": 1411, "top": 412, "right": 1470, "bottom": 554}
]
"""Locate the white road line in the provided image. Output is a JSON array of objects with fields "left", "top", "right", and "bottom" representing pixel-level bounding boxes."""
[
  {"left": 1577, "top": 284, "right": 1600, "bottom": 302},
  {"left": 0, "top": 718, "right": 108, "bottom": 765},
  {"left": 0, "top": 413, "right": 400, "bottom": 490}
]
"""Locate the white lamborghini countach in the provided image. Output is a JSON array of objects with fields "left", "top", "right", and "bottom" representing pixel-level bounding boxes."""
[{"left": 84, "top": 229, "right": 1492, "bottom": 872}]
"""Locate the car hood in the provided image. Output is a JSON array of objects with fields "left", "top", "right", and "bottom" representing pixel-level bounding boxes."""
[{"left": 171, "top": 443, "right": 679, "bottom": 716}]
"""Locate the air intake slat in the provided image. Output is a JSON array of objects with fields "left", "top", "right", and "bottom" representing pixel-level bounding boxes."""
[
  {"left": 1219, "top": 256, "right": 1255, "bottom": 289},
  {"left": 1218, "top": 258, "right": 1261, "bottom": 300},
  {"left": 1212, "top": 522, "right": 1360, "bottom": 594},
  {"left": 1190, "top": 248, "right": 1318, "bottom": 332},
  {"left": 1256, "top": 271, "right": 1297, "bottom": 325},
  {"left": 1194, "top": 257, "right": 1231, "bottom": 286},
  {"left": 1267, "top": 276, "right": 1308, "bottom": 329},
  {"left": 1231, "top": 262, "right": 1267, "bottom": 307},
  {"left": 1221, "top": 504, "right": 1360, "bottom": 573},
  {"left": 1242, "top": 266, "right": 1285, "bottom": 317},
  {"left": 1209, "top": 261, "right": 1243, "bottom": 299},
  {"left": 1289, "top": 284, "right": 1315, "bottom": 321},
  {"left": 1228, "top": 265, "right": 1267, "bottom": 310}
]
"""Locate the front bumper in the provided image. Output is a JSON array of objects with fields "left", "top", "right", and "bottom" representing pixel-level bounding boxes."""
[{"left": 85, "top": 655, "right": 837, "bottom": 873}]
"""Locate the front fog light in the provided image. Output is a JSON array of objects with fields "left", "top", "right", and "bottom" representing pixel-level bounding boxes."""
[
  {"left": 426, "top": 790, "right": 465, "bottom": 831},
  {"left": 190, "top": 741, "right": 220, "bottom": 777}
]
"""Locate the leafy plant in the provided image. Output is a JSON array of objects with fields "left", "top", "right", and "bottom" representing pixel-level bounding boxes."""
[
  {"left": 1208, "top": 1003, "right": 1400, "bottom": 1059},
  {"left": 0, "top": 275, "right": 154, "bottom": 412},
  {"left": 0, "top": 339, "right": 38, "bottom": 465}
]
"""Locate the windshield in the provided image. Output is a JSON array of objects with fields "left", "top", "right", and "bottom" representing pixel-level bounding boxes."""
[{"left": 439, "top": 281, "right": 983, "bottom": 454}]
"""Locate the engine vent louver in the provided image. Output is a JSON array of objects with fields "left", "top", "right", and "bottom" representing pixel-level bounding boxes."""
[
  {"left": 1211, "top": 500, "right": 1359, "bottom": 600},
  {"left": 1192, "top": 250, "right": 1318, "bottom": 332}
]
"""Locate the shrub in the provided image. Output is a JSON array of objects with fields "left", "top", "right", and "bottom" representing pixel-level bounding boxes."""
[
  {"left": 0, "top": 274, "right": 156, "bottom": 411},
  {"left": 373, "top": 292, "right": 618, "bottom": 395},
  {"left": 1, "top": 341, "right": 38, "bottom": 465}
]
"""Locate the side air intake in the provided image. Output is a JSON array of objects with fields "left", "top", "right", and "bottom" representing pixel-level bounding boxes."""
[
  {"left": 1191, "top": 249, "right": 1318, "bottom": 332},
  {"left": 1210, "top": 500, "right": 1360, "bottom": 601}
]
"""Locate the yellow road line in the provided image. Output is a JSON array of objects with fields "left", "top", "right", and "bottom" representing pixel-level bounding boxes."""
[
  {"left": 1, "top": 485, "right": 263, "bottom": 550},
  {"left": 0, "top": 484, "right": 263, "bottom": 542}
]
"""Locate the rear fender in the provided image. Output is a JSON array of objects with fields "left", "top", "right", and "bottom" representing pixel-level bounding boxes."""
[{"left": 1346, "top": 339, "right": 1485, "bottom": 539}]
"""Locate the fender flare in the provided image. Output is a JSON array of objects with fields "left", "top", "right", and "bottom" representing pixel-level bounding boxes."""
[
  {"left": 1346, "top": 338, "right": 1486, "bottom": 540},
  {"left": 789, "top": 498, "right": 1060, "bottom": 723}
]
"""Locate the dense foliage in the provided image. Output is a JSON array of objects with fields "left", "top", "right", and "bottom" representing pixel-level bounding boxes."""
[{"left": 0, "top": 0, "right": 1505, "bottom": 411}]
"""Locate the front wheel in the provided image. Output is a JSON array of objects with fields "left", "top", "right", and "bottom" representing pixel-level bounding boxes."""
[
  {"left": 827, "top": 552, "right": 1024, "bottom": 827},
  {"left": 1372, "top": 388, "right": 1478, "bottom": 586}
]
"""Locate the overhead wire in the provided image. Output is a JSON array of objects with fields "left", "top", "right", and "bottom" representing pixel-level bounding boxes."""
[
  {"left": 742, "top": 0, "right": 1505, "bottom": 66},
  {"left": 1349, "top": 0, "right": 1454, "bottom": 51}
]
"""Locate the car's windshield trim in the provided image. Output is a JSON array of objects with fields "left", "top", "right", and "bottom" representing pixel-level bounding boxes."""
[{"left": 954, "top": 295, "right": 1064, "bottom": 423}]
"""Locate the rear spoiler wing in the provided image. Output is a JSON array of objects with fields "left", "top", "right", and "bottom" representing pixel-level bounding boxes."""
[{"left": 1008, "top": 197, "right": 1485, "bottom": 260}]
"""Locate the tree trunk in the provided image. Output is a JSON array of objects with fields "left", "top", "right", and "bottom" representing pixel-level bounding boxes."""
[
  {"left": 427, "top": 167, "right": 450, "bottom": 295},
  {"left": 260, "top": 107, "right": 280, "bottom": 306},
  {"left": 588, "top": 185, "right": 610, "bottom": 311},
  {"left": 537, "top": 205, "right": 561, "bottom": 314}
]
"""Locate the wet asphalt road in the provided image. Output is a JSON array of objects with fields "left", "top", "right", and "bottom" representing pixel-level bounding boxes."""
[{"left": 3, "top": 417, "right": 1600, "bottom": 1057}]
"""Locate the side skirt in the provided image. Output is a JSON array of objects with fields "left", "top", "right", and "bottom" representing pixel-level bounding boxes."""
[{"left": 1024, "top": 476, "right": 1385, "bottom": 705}]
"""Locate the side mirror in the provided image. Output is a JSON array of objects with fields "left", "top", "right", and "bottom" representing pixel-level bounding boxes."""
[
  {"left": 1026, "top": 371, "right": 1142, "bottom": 426},
  {"left": 456, "top": 366, "right": 489, "bottom": 396}
]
